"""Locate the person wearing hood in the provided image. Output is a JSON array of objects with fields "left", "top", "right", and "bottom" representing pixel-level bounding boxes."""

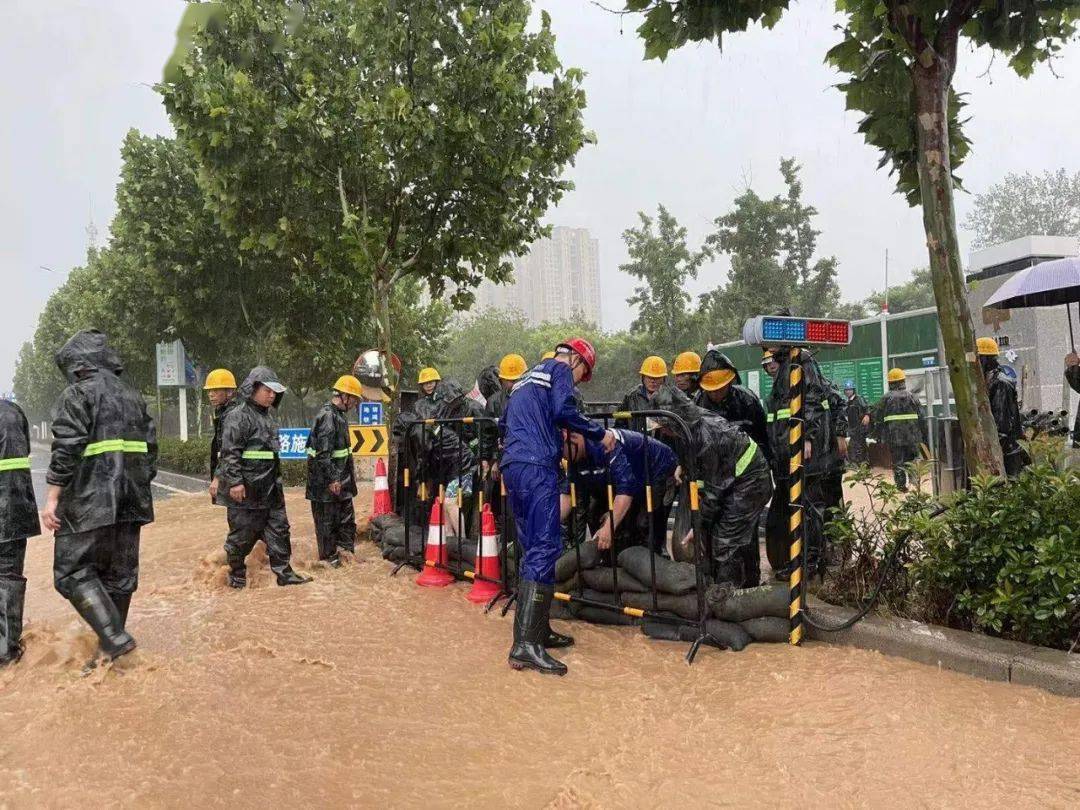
[
  {"left": 217, "top": 366, "right": 311, "bottom": 588},
  {"left": 671, "top": 352, "right": 702, "bottom": 398},
  {"left": 649, "top": 387, "right": 772, "bottom": 589},
  {"left": 305, "top": 375, "right": 362, "bottom": 568},
  {"left": 977, "top": 338, "right": 1029, "bottom": 476},
  {"left": 0, "top": 399, "right": 40, "bottom": 666},
  {"left": 872, "top": 368, "right": 928, "bottom": 491},
  {"left": 695, "top": 351, "right": 771, "bottom": 464},
  {"left": 204, "top": 368, "right": 237, "bottom": 502},
  {"left": 843, "top": 380, "right": 871, "bottom": 465},
  {"left": 762, "top": 341, "right": 838, "bottom": 579},
  {"left": 617, "top": 356, "right": 668, "bottom": 432},
  {"left": 41, "top": 330, "right": 156, "bottom": 661},
  {"left": 414, "top": 367, "right": 442, "bottom": 419},
  {"left": 500, "top": 339, "right": 616, "bottom": 676}
]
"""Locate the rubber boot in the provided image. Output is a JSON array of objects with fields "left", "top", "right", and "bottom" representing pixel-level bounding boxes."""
[
  {"left": 227, "top": 554, "right": 247, "bottom": 589},
  {"left": 276, "top": 569, "right": 312, "bottom": 586},
  {"left": 0, "top": 579, "right": 26, "bottom": 667},
  {"left": 509, "top": 580, "right": 567, "bottom": 676},
  {"left": 69, "top": 579, "right": 136, "bottom": 660},
  {"left": 545, "top": 616, "right": 574, "bottom": 649},
  {"left": 266, "top": 534, "right": 312, "bottom": 586},
  {"left": 110, "top": 593, "right": 132, "bottom": 628}
]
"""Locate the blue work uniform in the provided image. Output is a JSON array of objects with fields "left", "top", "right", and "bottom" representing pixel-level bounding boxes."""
[{"left": 500, "top": 360, "right": 606, "bottom": 584}]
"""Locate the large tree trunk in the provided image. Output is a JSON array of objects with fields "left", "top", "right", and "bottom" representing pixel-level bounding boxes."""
[{"left": 912, "top": 58, "right": 1003, "bottom": 476}]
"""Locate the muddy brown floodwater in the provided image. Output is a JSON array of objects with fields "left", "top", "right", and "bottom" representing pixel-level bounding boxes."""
[{"left": 2, "top": 488, "right": 1079, "bottom": 808}]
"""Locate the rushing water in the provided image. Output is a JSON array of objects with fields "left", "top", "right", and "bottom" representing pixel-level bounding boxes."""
[{"left": 2, "top": 491, "right": 1078, "bottom": 808}]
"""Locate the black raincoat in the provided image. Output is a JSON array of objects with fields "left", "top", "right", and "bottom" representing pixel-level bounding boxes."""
[
  {"left": 413, "top": 385, "right": 442, "bottom": 420},
  {"left": 985, "top": 363, "right": 1028, "bottom": 475},
  {"left": 617, "top": 384, "right": 652, "bottom": 432},
  {"left": 765, "top": 350, "right": 836, "bottom": 477},
  {"left": 874, "top": 388, "right": 927, "bottom": 451},
  {"left": 696, "top": 351, "right": 771, "bottom": 464},
  {"left": 650, "top": 388, "right": 771, "bottom": 588},
  {"left": 0, "top": 400, "right": 40, "bottom": 541},
  {"left": 209, "top": 397, "right": 237, "bottom": 481},
  {"left": 1067, "top": 364, "right": 1080, "bottom": 447},
  {"left": 216, "top": 367, "right": 286, "bottom": 510},
  {"left": 305, "top": 402, "right": 357, "bottom": 502},
  {"left": 477, "top": 366, "right": 501, "bottom": 402},
  {"left": 430, "top": 380, "right": 478, "bottom": 484},
  {"left": 844, "top": 391, "right": 871, "bottom": 463},
  {"left": 47, "top": 330, "right": 157, "bottom": 536}
]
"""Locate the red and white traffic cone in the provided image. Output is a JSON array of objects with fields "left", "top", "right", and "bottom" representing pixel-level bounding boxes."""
[
  {"left": 416, "top": 499, "right": 454, "bottom": 588},
  {"left": 371, "top": 457, "right": 392, "bottom": 519},
  {"left": 466, "top": 504, "right": 502, "bottom": 604}
]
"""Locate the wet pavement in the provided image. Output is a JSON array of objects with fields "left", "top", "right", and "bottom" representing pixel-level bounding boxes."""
[{"left": 1, "top": 489, "right": 1078, "bottom": 808}]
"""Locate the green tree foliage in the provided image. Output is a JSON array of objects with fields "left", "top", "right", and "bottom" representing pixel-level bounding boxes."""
[
  {"left": 864, "top": 266, "right": 935, "bottom": 315},
  {"left": 620, "top": 205, "right": 707, "bottom": 357},
  {"left": 159, "top": 0, "right": 591, "bottom": 401},
  {"left": 699, "top": 158, "right": 846, "bottom": 340},
  {"left": 624, "top": 1, "right": 1079, "bottom": 475},
  {"left": 964, "top": 169, "right": 1080, "bottom": 249}
]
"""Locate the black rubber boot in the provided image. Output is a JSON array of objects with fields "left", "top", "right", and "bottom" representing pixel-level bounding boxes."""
[
  {"left": 276, "top": 568, "right": 312, "bottom": 586},
  {"left": 110, "top": 593, "right": 132, "bottom": 628},
  {"left": 69, "top": 580, "right": 136, "bottom": 660},
  {"left": 545, "top": 618, "right": 574, "bottom": 649},
  {"left": 0, "top": 579, "right": 26, "bottom": 667},
  {"left": 509, "top": 581, "right": 567, "bottom": 676},
  {"left": 227, "top": 555, "right": 247, "bottom": 589}
]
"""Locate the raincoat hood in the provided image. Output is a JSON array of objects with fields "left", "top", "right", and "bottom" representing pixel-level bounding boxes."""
[
  {"left": 239, "top": 366, "right": 286, "bottom": 408},
  {"left": 477, "top": 366, "right": 501, "bottom": 401},
  {"left": 435, "top": 379, "right": 467, "bottom": 419},
  {"left": 648, "top": 386, "right": 707, "bottom": 431},
  {"left": 699, "top": 350, "right": 743, "bottom": 386},
  {"left": 55, "top": 329, "right": 124, "bottom": 383}
]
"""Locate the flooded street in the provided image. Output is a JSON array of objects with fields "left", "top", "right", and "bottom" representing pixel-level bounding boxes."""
[{"left": 2, "top": 489, "right": 1078, "bottom": 808}]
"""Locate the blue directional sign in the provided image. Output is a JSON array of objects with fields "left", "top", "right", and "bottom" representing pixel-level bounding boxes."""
[
  {"left": 277, "top": 428, "right": 311, "bottom": 460},
  {"left": 359, "top": 401, "right": 384, "bottom": 426}
]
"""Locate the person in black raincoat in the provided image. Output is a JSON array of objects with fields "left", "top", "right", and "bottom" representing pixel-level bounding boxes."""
[
  {"left": 873, "top": 369, "right": 928, "bottom": 491},
  {"left": 217, "top": 366, "right": 310, "bottom": 588},
  {"left": 843, "top": 379, "right": 871, "bottom": 464},
  {"left": 0, "top": 399, "right": 40, "bottom": 666},
  {"left": 763, "top": 345, "right": 838, "bottom": 578},
  {"left": 617, "top": 356, "right": 668, "bottom": 432},
  {"left": 650, "top": 387, "right": 771, "bottom": 589},
  {"left": 1067, "top": 351, "right": 1080, "bottom": 448},
  {"left": 482, "top": 356, "right": 527, "bottom": 524},
  {"left": 305, "top": 376, "right": 362, "bottom": 568},
  {"left": 414, "top": 367, "right": 442, "bottom": 420},
  {"left": 430, "top": 379, "right": 481, "bottom": 536},
  {"left": 41, "top": 330, "right": 156, "bottom": 661},
  {"left": 977, "top": 339, "right": 1029, "bottom": 476},
  {"left": 822, "top": 378, "right": 850, "bottom": 541},
  {"left": 204, "top": 368, "right": 238, "bottom": 502}
]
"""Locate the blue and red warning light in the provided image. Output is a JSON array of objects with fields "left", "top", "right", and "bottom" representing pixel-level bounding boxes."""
[{"left": 742, "top": 316, "right": 852, "bottom": 347}]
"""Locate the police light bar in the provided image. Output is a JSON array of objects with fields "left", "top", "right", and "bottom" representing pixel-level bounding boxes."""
[{"left": 741, "top": 316, "right": 852, "bottom": 347}]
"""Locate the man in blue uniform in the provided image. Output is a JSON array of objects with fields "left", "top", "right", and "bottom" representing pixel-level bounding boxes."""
[{"left": 500, "top": 338, "right": 616, "bottom": 676}]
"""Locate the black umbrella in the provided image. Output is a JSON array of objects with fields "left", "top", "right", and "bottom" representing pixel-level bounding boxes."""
[{"left": 984, "top": 256, "right": 1080, "bottom": 351}]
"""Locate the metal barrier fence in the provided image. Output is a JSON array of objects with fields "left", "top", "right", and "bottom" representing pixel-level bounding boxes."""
[{"left": 389, "top": 408, "right": 732, "bottom": 664}]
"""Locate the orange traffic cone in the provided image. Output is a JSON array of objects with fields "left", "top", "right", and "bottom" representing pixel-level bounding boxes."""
[
  {"left": 371, "top": 457, "right": 392, "bottom": 518},
  {"left": 416, "top": 499, "right": 454, "bottom": 588},
  {"left": 467, "top": 505, "right": 502, "bottom": 604}
]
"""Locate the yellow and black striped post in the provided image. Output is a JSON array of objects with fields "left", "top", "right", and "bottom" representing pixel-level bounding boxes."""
[{"left": 787, "top": 347, "right": 806, "bottom": 646}]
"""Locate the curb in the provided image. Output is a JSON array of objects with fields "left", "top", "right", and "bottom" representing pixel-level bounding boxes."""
[{"left": 807, "top": 600, "right": 1080, "bottom": 697}]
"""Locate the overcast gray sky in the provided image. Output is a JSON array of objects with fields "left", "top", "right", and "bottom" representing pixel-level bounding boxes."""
[{"left": 4, "top": 0, "right": 1079, "bottom": 390}]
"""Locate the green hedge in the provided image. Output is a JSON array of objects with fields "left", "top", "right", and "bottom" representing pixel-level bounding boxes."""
[{"left": 157, "top": 435, "right": 308, "bottom": 487}]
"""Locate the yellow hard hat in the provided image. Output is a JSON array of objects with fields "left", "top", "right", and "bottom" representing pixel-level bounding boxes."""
[
  {"left": 498, "top": 353, "right": 527, "bottom": 381},
  {"left": 672, "top": 351, "right": 702, "bottom": 375},
  {"left": 541, "top": 350, "right": 556, "bottom": 361},
  {"left": 332, "top": 374, "right": 363, "bottom": 398},
  {"left": 203, "top": 368, "right": 236, "bottom": 390},
  {"left": 639, "top": 355, "right": 668, "bottom": 378},
  {"left": 418, "top": 367, "right": 441, "bottom": 385},
  {"left": 760, "top": 350, "right": 776, "bottom": 366},
  {"left": 887, "top": 368, "right": 906, "bottom": 383},
  {"left": 699, "top": 368, "right": 736, "bottom": 392},
  {"left": 976, "top": 337, "right": 999, "bottom": 356}
]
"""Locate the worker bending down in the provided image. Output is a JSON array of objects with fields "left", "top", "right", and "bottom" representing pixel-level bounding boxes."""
[{"left": 500, "top": 340, "right": 616, "bottom": 676}]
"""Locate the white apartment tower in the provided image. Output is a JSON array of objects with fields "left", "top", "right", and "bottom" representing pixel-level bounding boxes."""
[{"left": 476, "top": 226, "right": 602, "bottom": 327}]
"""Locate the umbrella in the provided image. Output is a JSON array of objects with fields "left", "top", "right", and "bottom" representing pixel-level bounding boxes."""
[{"left": 983, "top": 255, "right": 1080, "bottom": 351}]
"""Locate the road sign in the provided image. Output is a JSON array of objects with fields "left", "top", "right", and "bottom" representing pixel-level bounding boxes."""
[
  {"left": 278, "top": 428, "right": 311, "bottom": 460},
  {"left": 349, "top": 424, "right": 388, "bottom": 456},
  {"left": 156, "top": 340, "right": 186, "bottom": 387},
  {"left": 359, "top": 402, "right": 383, "bottom": 426}
]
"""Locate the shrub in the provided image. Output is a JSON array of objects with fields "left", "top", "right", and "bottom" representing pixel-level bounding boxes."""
[{"left": 823, "top": 442, "right": 1080, "bottom": 651}]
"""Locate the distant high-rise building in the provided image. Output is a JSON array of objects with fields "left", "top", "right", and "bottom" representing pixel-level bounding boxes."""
[{"left": 475, "top": 226, "right": 602, "bottom": 327}]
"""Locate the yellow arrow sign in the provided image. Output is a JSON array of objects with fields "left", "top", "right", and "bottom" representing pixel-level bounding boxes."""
[{"left": 349, "top": 424, "right": 387, "bottom": 456}]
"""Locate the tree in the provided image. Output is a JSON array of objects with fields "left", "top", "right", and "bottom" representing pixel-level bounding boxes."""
[
  {"left": 625, "top": 2, "right": 1078, "bottom": 474},
  {"left": 620, "top": 205, "right": 707, "bottom": 357},
  {"left": 160, "top": 0, "right": 591, "bottom": 415},
  {"left": 699, "top": 158, "right": 847, "bottom": 340},
  {"left": 964, "top": 169, "right": 1080, "bottom": 249},
  {"left": 865, "top": 266, "right": 936, "bottom": 314}
]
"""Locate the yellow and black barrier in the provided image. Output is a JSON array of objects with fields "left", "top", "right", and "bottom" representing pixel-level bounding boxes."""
[{"left": 786, "top": 347, "right": 806, "bottom": 646}]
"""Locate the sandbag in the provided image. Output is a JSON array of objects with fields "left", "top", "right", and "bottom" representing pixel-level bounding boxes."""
[
  {"left": 576, "top": 606, "right": 639, "bottom": 626},
  {"left": 370, "top": 513, "right": 402, "bottom": 534},
  {"left": 444, "top": 537, "right": 476, "bottom": 564},
  {"left": 380, "top": 523, "right": 408, "bottom": 548},
  {"left": 554, "top": 541, "right": 599, "bottom": 582},
  {"left": 555, "top": 573, "right": 583, "bottom": 595},
  {"left": 707, "top": 584, "right": 789, "bottom": 622},
  {"left": 580, "top": 566, "right": 647, "bottom": 594},
  {"left": 619, "top": 590, "right": 701, "bottom": 621},
  {"left": 640, "top": 620, "right": 751, "bottom": 651},
  {"left": 617, "top": 546, "right": 697, "bottom": 595},
  {"left": 739, "top": 616, "right": 790, "bottom": 643}
]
